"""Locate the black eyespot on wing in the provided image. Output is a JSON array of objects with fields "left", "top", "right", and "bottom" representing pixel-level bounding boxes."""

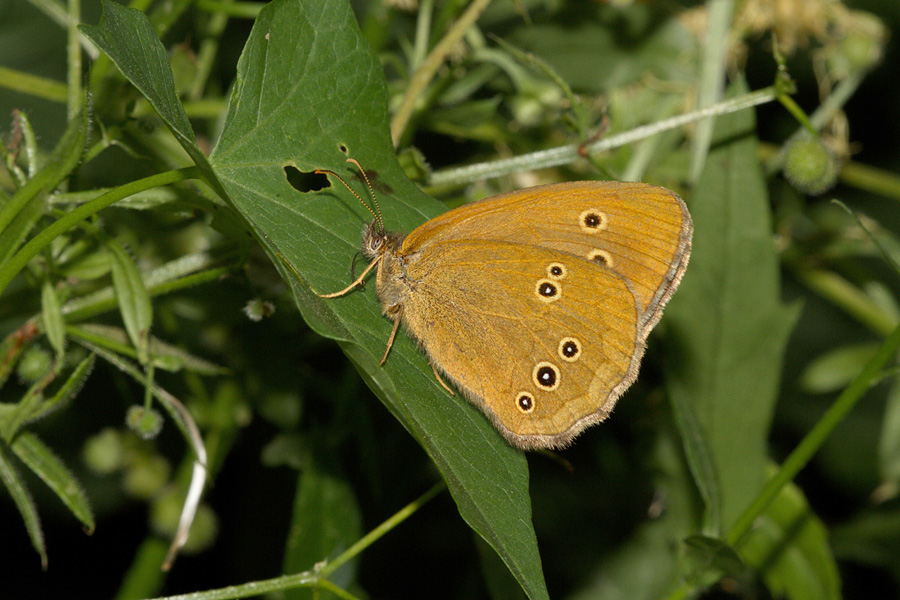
[
  {"left": 559, "top": 338, "right": 581, "bottom": 361},
  {"left": 535, "top": 279, "right": 561, "bottom": 304},
  {"left": 532, "top": 362, "right": 560, "bottom": 391},
  {"left": 579, "top": 209, "right": 608, "bottom": 233},
  {"left": 516, "top": 393, "right": 535, "bottom": 413}
]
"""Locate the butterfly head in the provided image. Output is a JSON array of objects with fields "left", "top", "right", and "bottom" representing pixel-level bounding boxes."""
[
  {"left": 362, "top": 219, "right": 403, "bottom": 260},
  {"left": 314, "top": 159, "right": 401, "bottom": 260}
]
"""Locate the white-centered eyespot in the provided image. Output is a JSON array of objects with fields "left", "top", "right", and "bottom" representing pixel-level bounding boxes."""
[
  {"left": 579, "top": 209, "right": 608, "bottom": 233},
  {"left": 558, "top": 337, "right": 582, "bottom": 362},
  {"left": 532, "top": 361, "right": 560, "bottom": 391},
  {"left": 516, "top": 392, "right": 535, "bottom": 414},
  {"left": 535, "top": 279, "right": 561, "bottom": 303},
  {"left": 546, "top": 262, "right": 567, "bottom": 280}
]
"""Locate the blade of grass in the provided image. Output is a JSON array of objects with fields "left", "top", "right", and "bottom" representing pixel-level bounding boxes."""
[
  {"left": 688, "top": 0, "right": 733, "bottom": 183},
  {"left": 391, "top": 0, "right": 494, "bottom": 145},
  {"left": 0, "top": 167, "right": 198, "bottom": 297},
  {"left": 0, "top": 444, "right": 47, "bottom": 569}
]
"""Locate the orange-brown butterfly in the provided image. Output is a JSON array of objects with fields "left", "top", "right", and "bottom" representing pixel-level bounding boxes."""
[{"left": 317, "top": 160, "right": 692, "bottom": 449}]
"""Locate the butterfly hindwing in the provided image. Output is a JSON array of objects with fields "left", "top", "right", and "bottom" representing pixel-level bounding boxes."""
[{"left": 395, "top": 239, "right": 643, "bottom": 448}]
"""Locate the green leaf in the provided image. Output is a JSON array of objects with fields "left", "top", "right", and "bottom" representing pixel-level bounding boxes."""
[
  {"left": 26, "top": 353, "right": 95, "bottom": 424},
  {"left": 0, "top": 353, "right": 92, "bottom": 442},
  {"left": 67, "top": 324, "right": 228, "bottom": 375},
  {"left": 115, "top": 538, "right": 170, "bottom": 600},
  {"left": 476, "top": 533, "right": 528, "bottom": 600},
  {"left": 80, "top": 0, "right": 190, "bottom": 136},
  {"left": 0, "top": 185, "right": 44, "bottom": 268},
  {"left": 831, "top": 505, "right": 900, "bottom": 573},
  {"left": 878, "top": 380, "right": 900, "bottom": 494},
  {"left": 737, "top": 476, "right": 841, "bottom": 600},
  {"left": 11, "top": 431, "right": 94, "bottom": 532},
  {"left": 0, "top": 442, "right": 46, "bottom": 569},
  {"left": 1, "top": 380, "right": 45, "bottom": 442},
  {"left": 0, "top": 108, "right": 88, "bottom": 297},
  {"left": 41, "top": 279, "right": 66, "bottom": 358},
  {"left": 283, "top": 464, "right": 362, "bottom": 599},
  {"left": 681, "top": 535, "right": 747, "bottom": 582},
  {"left": 668, "top": 378, "right": 721, "bottom": 533},
  {"left": 662, "top": 78, "right": 801, "bottom": 532},
  {"left": 688, "top": 0, "right": 732, "bottom": 183},
  {"left": 106, "top": 238, "right": 153, "bottom": 365},
  {"left": 61, "top": 250, "right": 232, "bottom": 324},
  {"left": 78, "top": 0, "right": 223, "bottom": 197},
  {"left": 0, "top": 107, "right": 86, "bottom": 243},
  {"left": 800, "top": 342, "right": 881, "bottom": 393},
  {"left": 209, "top": 1, "right": 547, "bottom": 599}
]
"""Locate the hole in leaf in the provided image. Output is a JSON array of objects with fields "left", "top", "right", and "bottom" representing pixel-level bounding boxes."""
[{"left": 284, "top": 166, "right": 329, "bottom": 192}]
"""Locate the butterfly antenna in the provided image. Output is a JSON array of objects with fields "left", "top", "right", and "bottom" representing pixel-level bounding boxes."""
[
  {"left": 314, "top": 159, "right": 384, "bottom": 231},
  {"left": 346, "top": 158, "right": 384, "bottom": 231}
]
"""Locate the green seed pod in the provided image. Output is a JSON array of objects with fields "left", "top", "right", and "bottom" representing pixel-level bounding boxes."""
[
  {"left": 783, "top": 135, "right": 840, "bottom": 195},
  {"left": 126, "top": 405, "right": 164, "bottom": 439}
]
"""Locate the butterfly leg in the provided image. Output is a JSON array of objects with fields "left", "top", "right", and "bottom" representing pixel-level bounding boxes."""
[
  {"left": 318, "top": 255, "right": 382, "bottom": 299},
  {"left": 379, "top": 304, "right": 403, "bottom": 365},
  {"left": 431, "top": 364, "right": 456, "bottom": 396}
]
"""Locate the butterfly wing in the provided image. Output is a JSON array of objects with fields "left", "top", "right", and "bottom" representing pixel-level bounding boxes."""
[
  {"left": 402, "top": 182, "right": 692, "bottom": 336},
  {"left": 397, "top": 239, "right": 642, "bottom": 449}
]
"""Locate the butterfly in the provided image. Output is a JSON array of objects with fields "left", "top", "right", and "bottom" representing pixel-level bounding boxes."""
[{"left": 316, "top": 160, "right": 692, "bottom": 449}]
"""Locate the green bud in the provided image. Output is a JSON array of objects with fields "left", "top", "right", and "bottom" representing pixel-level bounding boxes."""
[
  {"left": 17, "top": 347, "right": 52, "bottom": 382},
  {"left": 783, "top": 136, "right": 839, "bottom": 195},
  {"left": 126, "top": 405, "right": 164, "bottom": 439}
]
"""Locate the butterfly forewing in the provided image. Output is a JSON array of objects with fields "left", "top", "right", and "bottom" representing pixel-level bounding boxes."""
[{"left": 402, "top": 181, "right": 692, "bottom": 337}]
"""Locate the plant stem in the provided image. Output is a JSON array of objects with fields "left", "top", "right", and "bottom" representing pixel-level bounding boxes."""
[
  {"left": 412, "top": 0, "right": 434, "bottom": 70},
  {"left": 147, "top": 570, "right": 320, "bottom": 600},
  {"left": 189, "top": 0, "right": 233, "bottom": 100},
  {"left": 0, "top": 67, "right": 68, "bottom": 103},
  {"left": 776, "top": 93, "right": 817, "bottom": 135},
  {"left": 391, "top": 0, "right": 494, "bottom": 146},
  {"left": 428, "top": 87, "right": 777, "bottom": 187},
  {"left": 146, "top": 482, "right": 445, "bottom": 600},
  {"left": 727, "top": 322, "right": 900, "bottom": 546},
  {"left": 67, "top": 0, "right": 82, "bottom": 120},
  {"left": 320, "top": 480, "right": 445, "bottom": 576},
  {"left": 839, "top": 159, "right": 900, "bottom": 201},
  {"left": 27, "top": 0, "right": 99, "bottom": 59},
  {"left": 765, "top": 69, "right": 868, "bottom": 175}
]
